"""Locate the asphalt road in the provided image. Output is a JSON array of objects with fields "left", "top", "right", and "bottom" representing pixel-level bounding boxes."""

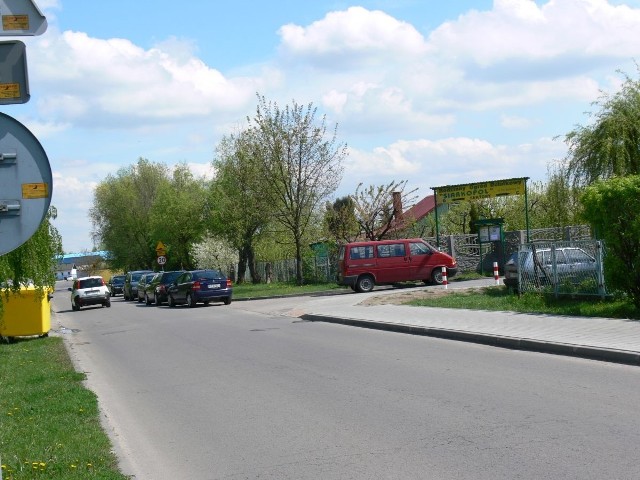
[{"left": 52, "top": 282, "right": 640, "bottom": 480}]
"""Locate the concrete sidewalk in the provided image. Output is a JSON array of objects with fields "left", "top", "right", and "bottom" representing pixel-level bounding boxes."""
[{"left": 297, "top": 279, "right": 640, "bottom": 366}]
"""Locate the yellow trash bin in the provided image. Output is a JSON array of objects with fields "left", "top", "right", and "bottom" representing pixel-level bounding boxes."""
[{"left": 0, "top": 286, "right": 52, "bottom": 338}]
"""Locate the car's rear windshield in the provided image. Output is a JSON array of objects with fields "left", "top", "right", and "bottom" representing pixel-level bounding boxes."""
[
  {"left": 111, "top": 276, "right": 125, "bottom": 284},
  {"left": 162, "top": 271, "right": 182, "bottom": 282},
  {"left": 79, "top": 278, "right": 102, "bottom": 289},
  {"left": 193, "top": 270, "right": 223, "bottom": 281}
]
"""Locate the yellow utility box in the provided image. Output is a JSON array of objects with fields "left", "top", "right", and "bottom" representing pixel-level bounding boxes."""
[{"left": 0, "top": 286, "right": 52, "bottom": 338}]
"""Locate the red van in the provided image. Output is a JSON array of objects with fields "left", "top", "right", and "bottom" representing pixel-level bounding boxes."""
[{"left": 337, "top": 238, "right": 458, "bottom": 292}]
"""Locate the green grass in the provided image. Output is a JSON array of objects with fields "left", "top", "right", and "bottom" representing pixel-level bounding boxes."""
[
  {"left": 0, "top": 336, "right": 129, "bottom": 480},
  {"left": 407, "top": 286, "right": 640, "bottom": 319},
  {"left": 233, "top": 281, "right": 346, "bottom": 299}
]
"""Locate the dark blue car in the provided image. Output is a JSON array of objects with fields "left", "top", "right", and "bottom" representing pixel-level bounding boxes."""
[{"left": 167, "top": 269, "right": 233, "bottom": 307}]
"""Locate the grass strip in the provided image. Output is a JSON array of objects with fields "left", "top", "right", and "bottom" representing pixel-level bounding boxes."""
[
  {"left": 233, "top": 281, "right": 345, "bottom": 299},
  {"left": 0, "top": 336, "right": 129, "bottom": 480},
  {"left": 406, "top": 286, "right": 640, "bottom": 319}
]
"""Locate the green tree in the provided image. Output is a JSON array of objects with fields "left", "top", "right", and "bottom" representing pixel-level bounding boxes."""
[
  {"left": 210, "top": 131, "right": 271, "bottom": 283},
  {"left": 90, "top": 158, "right": 169, "bottom": 270},
  {"left": 580, "top": 175, "right": 640, "bottom": 308},
  {"left": 324, "top": 196, "right": 360, "bottom": 244},
  {"left": 249, "top": 95, "right": 347, "bottom": 285},
  {"left": 0, "top": 208, "right": 63, "bottom": 319},
  {"left": 563, "top": 66, "right": 640, "bottom": 188},
  {"left": 351, "top": 181, "right": 418, "bottom": 240},
  {"left": 149, "top": 163, "right": 208, "bottom": 270}
]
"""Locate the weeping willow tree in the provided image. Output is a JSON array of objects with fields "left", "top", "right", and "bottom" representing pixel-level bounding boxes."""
[
  {"left": 0, "top": 207, "right": 63, "bottom": 320},
  {"left": 563, "top": 66, "right": 640, "bottom": 188}
]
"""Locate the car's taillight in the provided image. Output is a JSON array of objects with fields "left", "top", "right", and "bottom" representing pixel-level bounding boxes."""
[
  {"left": 226, "top": 279, "right": 232, "bottom": 288},
  {"left": 158, "top": 285, "right": 166, "bottom": 293},
  {"left": 193, "top": 281, "right": 201, "bottom": 290}
]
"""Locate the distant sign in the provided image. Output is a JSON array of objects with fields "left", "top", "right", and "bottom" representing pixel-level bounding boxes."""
[
  {"left": 432, "top": 177, "right": 528, "bottom": 205},
  {"left": 0, "top": 0, "right": 47, "bottom": 36},
  {"left": 156, "top": 241, "right": 166, "bottom": 257}
]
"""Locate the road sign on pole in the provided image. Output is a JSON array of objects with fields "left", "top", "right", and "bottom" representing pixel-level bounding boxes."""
[
  {"left": 0, "top": 0, "right": 47, "bottom": 36},
  {"left": 0, "top": 112, "right": 52, "bottom": 255},
  {"left": 0, "top": 40, "right": 29, "bottom": 104},
  {"left": 157, "top": 255, "right": 167, "bottom": 266},
  {"left": 156, "top": 241, "right": 167, "bottom": 257}
]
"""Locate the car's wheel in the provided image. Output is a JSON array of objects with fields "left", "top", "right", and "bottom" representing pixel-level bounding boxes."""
[
  {"left": 355, "top": 275, "right": 374, "bottom": 293},
  {"left": 186, "top": 292, "right": 196, "bottom": 308},
  {"left": 431, "top": 268, "right": 444, "bottom": 285},
  {"left": 155, "top": 294, "right": 161, "bottom": 306},
  {"left": 168, "top": 294, "right": 175, "bottom": 308},
  {"left": 145, "top": 293, "right": 152, "bottom": 305},
  {"left": 224, "top": 297, "right": 232, "bottom": 305},
  {"left": 203, "top": 300, "right": 210, "bottom": 306},
  {"left": 105, "top": 299, "right": 111, "bottom": 308}
]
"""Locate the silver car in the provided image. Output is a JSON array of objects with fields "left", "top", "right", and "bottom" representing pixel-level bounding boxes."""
[{"left": 504, "top": 246, "right": 598, "bottom": 290}]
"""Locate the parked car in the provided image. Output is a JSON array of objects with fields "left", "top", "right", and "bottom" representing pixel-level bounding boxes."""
[
  {"left": 107, "top": 274, "right": 125, "bottom": 297},
  {"left": 337, "top": 238, "right": 458, "bottom": 293},
  {"left": 167, "top": 269, "right": 233, "bottom": 307},
  {"left": 123, "top": 270, "right": 154, "bottom": 300},
  {"left": 69, "top": 276, "right": 111, "bottom": 311},
  {"left": 143, "top": 270, "right": 185, "bottom": 305},
  {"left": 503, "top": 246, "right": 598, "bottom": 290},
  {"left": 136, "top": 272, "right": 158, "bottom": 303}
]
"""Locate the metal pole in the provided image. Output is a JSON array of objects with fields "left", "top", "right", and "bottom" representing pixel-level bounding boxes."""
[
  {"left": 434, "top": 191, "right": 440, "bottom": 248},
  {"left": 524, "top": 178, "right": 531, "bottom": 243}
]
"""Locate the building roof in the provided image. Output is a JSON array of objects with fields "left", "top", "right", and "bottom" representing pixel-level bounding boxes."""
[{"left": 58, "top": 251, "right": 110, "bottom": 265}]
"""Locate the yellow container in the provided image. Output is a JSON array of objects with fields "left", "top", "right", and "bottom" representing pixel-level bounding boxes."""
[{"left": 0, "top": 286, "right": 52, "bottom": 338}]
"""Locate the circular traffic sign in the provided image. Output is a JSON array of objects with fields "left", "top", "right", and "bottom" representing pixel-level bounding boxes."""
[
  {"left": 0, "top": 112, "right": 52, "bottom": 255},
  {"left": 157, "top": 255, "right": 167, "bottom": 265}
]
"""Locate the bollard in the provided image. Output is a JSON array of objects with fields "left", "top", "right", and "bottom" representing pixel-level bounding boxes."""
[
  {"left": 493, "top": 261, "right": 500, "bottom": 285},
  {"left": 442, "top": 266, "right": 448, "bottom": 289}
]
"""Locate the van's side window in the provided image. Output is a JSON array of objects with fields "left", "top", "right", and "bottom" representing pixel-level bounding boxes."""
[
  {"left": 350, "top": 246, "right": 374, "bottom": 260},
  {"left": 377, "top": 243, "right": 406, "bottom": 258},
  {"left": 409, "top": 242, "right": 430, "bottom": 256}
]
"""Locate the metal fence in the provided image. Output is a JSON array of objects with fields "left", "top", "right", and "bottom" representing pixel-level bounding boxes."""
[
  {"left": 515, "top": 240, "right": 606, "bottom": 297},
  {"left": 242, "top": 256, "right": 338, "bottom": 284}
]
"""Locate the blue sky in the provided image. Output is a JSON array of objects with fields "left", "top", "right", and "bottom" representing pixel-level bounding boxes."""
[{"left": 4, "top": 0, "right": 640, "bottom": 252}]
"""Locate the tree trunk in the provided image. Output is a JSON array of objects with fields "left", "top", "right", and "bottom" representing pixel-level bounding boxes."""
[{"left": 237, "top": 247, "right": 247, "bottom": 284}]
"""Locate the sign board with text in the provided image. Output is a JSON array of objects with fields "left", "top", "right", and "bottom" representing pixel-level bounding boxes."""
[
  {"left": 432, "top": 177, "right": 528, "bottom": 205},
  {"left": 0, "top": 40, "right": 28, "bottom": 104},
  {"left": 0, "top": 0, "right": 47, "bottom": 36}
]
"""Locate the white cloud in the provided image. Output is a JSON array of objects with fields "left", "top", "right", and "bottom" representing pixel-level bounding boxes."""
[
  {"left": 278, "top": 6, "right": 428, "bottom": 67},
  {"left": 29, "top": 31, "right": 261, "bottom": 127},
  {"left": 428, "top": 0, "right": 640, "bottom": 72}
]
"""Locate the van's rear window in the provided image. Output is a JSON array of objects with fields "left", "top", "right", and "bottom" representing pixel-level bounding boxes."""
[{"left": 349, "top": 246, "right": 374, "bottom": 260}]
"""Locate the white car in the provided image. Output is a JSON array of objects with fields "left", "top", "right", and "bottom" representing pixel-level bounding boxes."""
[{"left": 69, "top": 276, "right": 111, "bottom": 311}]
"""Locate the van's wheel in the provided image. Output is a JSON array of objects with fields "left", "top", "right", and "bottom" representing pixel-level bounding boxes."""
[
  {"left": 168, "top": 294, "right": 175, "bottom": 308},
  {"left": 431, "top": 268, "right": 444, "bottom": 285},
  {"left": 355, "top": 275, "right": 374, "bottom": 293}
]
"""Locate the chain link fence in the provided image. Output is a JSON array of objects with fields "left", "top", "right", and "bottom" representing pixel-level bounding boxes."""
[{"left": 512, "top": 240, "right": 607, "bottom": 297}]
